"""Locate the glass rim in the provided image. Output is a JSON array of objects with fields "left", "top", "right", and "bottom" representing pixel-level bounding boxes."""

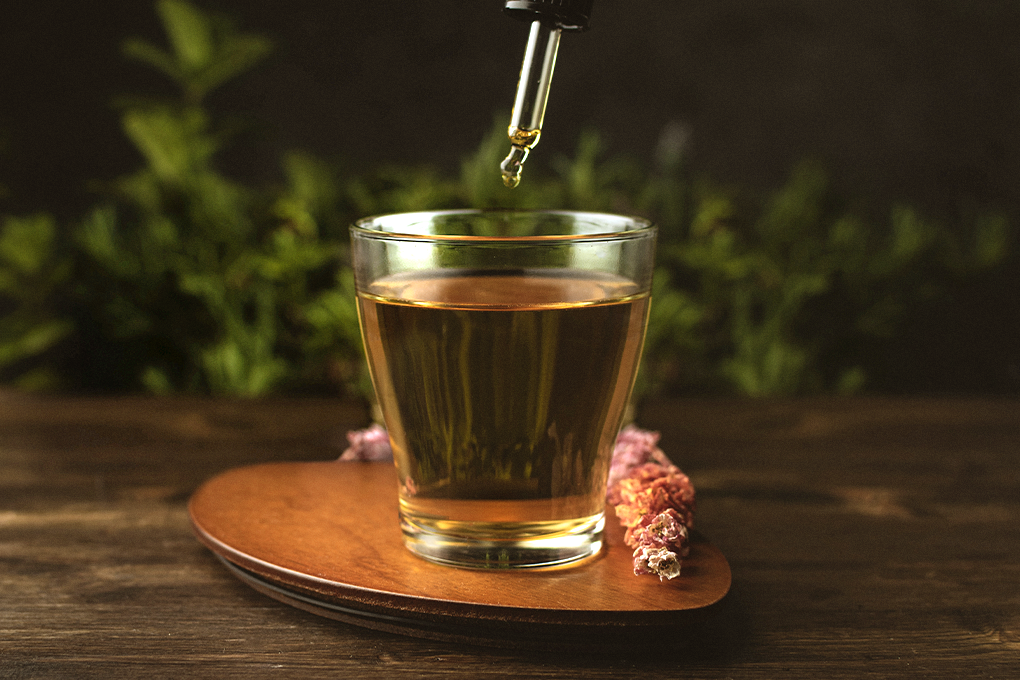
[{"left": 351, "top": 209, "right": 656, "bottom": 243}]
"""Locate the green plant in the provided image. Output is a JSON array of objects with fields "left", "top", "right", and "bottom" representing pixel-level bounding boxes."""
[
  {"left": 122, "top": 0, "right": 272, "bottom": 104},
  {"left": 75, "top": 0, "right": 360, "bottom": 396},
  {"left": 647, "top": 160, "right": 1010, "bottom": 396},
  {"left": 0, "top": 213, "right": 73, "bottom": 389}
]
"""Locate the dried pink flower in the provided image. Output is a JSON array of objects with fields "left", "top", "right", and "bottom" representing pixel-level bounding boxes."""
[
  {"left": 606, "top": 425, "right": 673, "bottom": 505},
  {"left": 625, "top": 508, "right": 690, "bottom": 551},
  {"left": 633, "top": 545, "right": 683, "bottom": 581},
  {"left": 338, "top": 423, "right": 393, "bottom": 461},
  {"left": 627, "top": 509, "right": 691, "bottom": 581},
  {"left": 607, "top": 426, "right": 696, "bottom": 581},
  {"left": 613, "top": 464, "right": 695, "bottom": 531}
]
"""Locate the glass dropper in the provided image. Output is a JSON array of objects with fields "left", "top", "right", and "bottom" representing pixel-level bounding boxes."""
[
  {"left": 500, "top": 0, "right": 594, "bottom": 189},
  {"left": 500, "top": 21, "right": 561, "bottom": 189}
]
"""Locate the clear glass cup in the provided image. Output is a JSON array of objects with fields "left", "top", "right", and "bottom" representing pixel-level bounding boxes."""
[{"left": 351, "top": 210, "right": 656, "bottom": 569}]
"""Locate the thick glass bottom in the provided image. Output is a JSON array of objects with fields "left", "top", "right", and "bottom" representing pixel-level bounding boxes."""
[{"left": 400, "top": 511, "right": 606, "bottom": 569}]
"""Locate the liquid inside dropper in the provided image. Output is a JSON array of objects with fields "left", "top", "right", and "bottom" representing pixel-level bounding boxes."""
[
  {"left": 500, "top": 127, "right": 540, "bottom": 188},
  {"left": 500, "top": 147, "right": 527, "bottom": 188}
]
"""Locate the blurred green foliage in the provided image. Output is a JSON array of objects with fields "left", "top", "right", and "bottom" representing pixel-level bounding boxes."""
[
  {"left": 0, "top": 0, "right": 1012, "bottom": 401},
  {"left": 0, "top": 213, "right": 73, "bottom": 389},
  {"left": 74, "top": 0, "right": 362, "bottom": 397},
  {"left": 646, "top": 164, "right": 1010, "bottom": 396}
]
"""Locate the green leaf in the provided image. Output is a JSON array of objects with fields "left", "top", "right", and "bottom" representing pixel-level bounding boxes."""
[
  {"left": 970, "top": 211, "right": 1010, "bottom": 268},
  {"left": 10, "top": 367, "right": 62, "bottom": 392},
  {"left": 0, "top": 213, "right": 57, "bottom": 275},
  {"left": 125, "top": 1, "right": 272, "bottom": 101},
  {"left": 121, "top": 105, "right": 215, "bottom": 183},
  {"left": 886, "top": 205, "right": 932, "bottom": 264},
  {"left": 141, "top": 366, "right": 175, "bottom": 394},
  {"left": 122, "top": 38, "right": 182, "bottom": 83},
  {"left": 836, "top": 366, "right": 867, "bottom": 394},
  {"left": 191, "top": 35, "right": 273, "bottom": 97},
  {"left": 157, "top": 0, "right": 214, "bottom": 72},
  {"left": 0, "top": 318, "right": 73, "bottom": 367}
]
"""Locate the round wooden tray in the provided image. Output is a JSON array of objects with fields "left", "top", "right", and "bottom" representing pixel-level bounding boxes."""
[{"left": 189, "top": 461, "right": 731, "bottom": 649}]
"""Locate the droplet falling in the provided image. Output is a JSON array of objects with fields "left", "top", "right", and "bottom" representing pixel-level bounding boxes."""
[{"left": 500, "top": 145, "right": 529, "bottom": 188}]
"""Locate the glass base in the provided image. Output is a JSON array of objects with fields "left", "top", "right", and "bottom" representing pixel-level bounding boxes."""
[{"left": 400, "top": 512, "right": 606, "bottom": 569}]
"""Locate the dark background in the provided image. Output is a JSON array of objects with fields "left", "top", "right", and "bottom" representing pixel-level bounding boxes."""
[
  {"left": 4, "top": 0, "right": 1019, "bottom": 220},
  {"left": 2, "top": 0, "right": 1018, "bottom": 393}
]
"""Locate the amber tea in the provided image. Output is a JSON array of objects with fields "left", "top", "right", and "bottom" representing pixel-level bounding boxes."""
[{"left": 351, "top": 211, "right": 656, "bottom": 569}]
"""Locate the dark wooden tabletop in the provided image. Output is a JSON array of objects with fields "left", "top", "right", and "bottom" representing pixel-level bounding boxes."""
[{"left": 2, "top": 392, "right": 1018, "bottom": 678}]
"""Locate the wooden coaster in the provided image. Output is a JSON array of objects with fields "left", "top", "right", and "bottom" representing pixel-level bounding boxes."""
[{"left": 189, "top": 461, "right": 731, "bottom": 649}]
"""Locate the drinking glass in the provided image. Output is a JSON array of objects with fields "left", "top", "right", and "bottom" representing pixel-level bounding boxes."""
[{"left": 351, "top": 210, "right": 656, "bottom": 568}]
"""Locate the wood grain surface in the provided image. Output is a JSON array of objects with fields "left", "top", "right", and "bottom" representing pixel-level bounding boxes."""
[{"left": 1, "top": 393, "right": 1018, "bottom": 678}]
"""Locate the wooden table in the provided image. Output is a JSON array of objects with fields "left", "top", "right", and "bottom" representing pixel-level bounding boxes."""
[{"left": 2, "top": 393, "right": 1018, "bottom": 678}]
